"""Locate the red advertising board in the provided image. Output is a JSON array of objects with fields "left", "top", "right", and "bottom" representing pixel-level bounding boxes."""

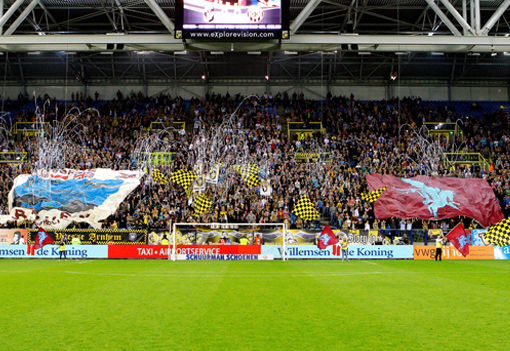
[{"left": 108, "top": 245, "right": 261, "bottom": 259}]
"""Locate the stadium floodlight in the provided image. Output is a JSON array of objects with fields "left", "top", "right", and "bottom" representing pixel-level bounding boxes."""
[{"left": 170, "top": 222, "right": 288, "bottom": 261}]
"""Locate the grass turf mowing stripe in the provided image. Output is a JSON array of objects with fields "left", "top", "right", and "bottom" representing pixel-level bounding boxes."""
[{"left": 1, "top": 260, "right": 509, "bottom": 351}]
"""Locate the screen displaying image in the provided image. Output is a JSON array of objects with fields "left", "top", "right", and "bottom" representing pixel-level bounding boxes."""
[{"left": 183, "top": 0, "right": 282, "bottom": 28}]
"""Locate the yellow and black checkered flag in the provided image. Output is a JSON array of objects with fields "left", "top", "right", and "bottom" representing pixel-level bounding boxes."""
[
  {"left": 233, "top": 164, "right": 260, "bottom": 187},
  {"left": 170, "top": 169, "right": 197, "bottom": 190},
  {"left": 484, "top": 218, "right": 510, "bottom": 247},
  {"left": 292, "top": 194, "right": 319, "bottom": 221},
  {"left": 151, "top": 169, "right": 168, "bottom": 185},
  {"left": 194, "top": 194, "right": 212, "bottom": 215},
  {"left": 361, "top": 187, "right": 387, "bottom": 203}
]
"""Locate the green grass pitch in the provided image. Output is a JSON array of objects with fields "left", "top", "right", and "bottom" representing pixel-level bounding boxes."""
[{"left": 1, "top": 259, "right": 509, "bottom": 351}]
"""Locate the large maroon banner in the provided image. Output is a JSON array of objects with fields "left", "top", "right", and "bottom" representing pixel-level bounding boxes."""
[{"left": 366, "top": 174, "right": 504, "bottom": 227}]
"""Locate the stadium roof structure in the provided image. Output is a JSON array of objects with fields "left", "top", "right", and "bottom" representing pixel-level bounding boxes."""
[{"left": 0, "top": 0, "right": 509, "bottom": 85}]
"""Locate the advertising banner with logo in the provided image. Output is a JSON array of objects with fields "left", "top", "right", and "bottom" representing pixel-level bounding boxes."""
[
  {"left": 108, "top": 245, "right": 261, "bottom": 259},
  {"left": 179, "top": 254, "right": 262, "bottom": 261},
  {"left": 0, "top": 229, "right": 28, "bottom": 245},
  {"left": 494, "top": 246, "right": 510, "bottom": 259},
  {"left": 257, "top": 229, "right": 376, "bottom": 246},
  {"left": 413, "top": 246, "right": 494, "bottom": 260},
  {"left": 28, "top": 229, "right": 146, "bottom": 245},
  {"left": 342, "top": 230, "right": 378, "bottom": 245},
  {"left": 261, "top": 245, "right": 413, "bottom": 259},
  {"left": 0, "top": 245, "right": 107, "bottom": 258},
  {"left": 470, "top": 229, "right": 488, "bottom": 246},
  {"left": 427, "top": 229, "right": 443, "bottom": 240},
  {"left": 173, "top": 226, "right": 269, "bottom": 245}
]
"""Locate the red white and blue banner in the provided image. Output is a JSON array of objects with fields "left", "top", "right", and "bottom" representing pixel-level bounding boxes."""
[{"left": 5, "top": 169, "right": 143, "bottom": 229}]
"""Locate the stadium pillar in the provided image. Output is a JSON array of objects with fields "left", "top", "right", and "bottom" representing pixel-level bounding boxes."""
[
  {"left": 462, "top": 0, "right": 468, "bottom": 36},
  {"left": 0, "top": 0, "right": 3, "bottom": 35}
]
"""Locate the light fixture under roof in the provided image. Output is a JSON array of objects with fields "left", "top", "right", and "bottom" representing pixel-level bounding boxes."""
[
  {"left": 174, "top": 50, "right": 187, "bottom": 55},
  {"left": 28, "top": 51, "right": 41, "bottom": 55},
  {"left": 358, "top": 52, "right": 371, "bottom": 55},
  {"left": 211, "top": 51, "right": 224, "bottom": 55},
  {"left": 248, "top": 51, "right": 261, "bottom": 55},
  {"left": 284, "top": 51, "right": 298, "bottom": 55}
]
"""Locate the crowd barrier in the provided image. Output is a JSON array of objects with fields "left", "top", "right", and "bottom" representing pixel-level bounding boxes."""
[
  {"left": 0, "top": 228, "right": 490, "bottom": 247},
  {"left": 0, "top": 224, "right": 508, "bottom": 260}
]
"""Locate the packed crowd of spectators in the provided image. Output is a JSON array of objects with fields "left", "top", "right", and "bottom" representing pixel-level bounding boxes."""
[{"left": 0, "top": 90, "right": 509, "bottom": 236}]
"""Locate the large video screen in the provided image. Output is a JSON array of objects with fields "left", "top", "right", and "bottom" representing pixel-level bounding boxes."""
[{"left": 175, "top": 0, "right": 289, "bottom": 40}]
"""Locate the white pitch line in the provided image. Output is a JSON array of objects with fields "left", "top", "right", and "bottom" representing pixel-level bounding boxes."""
[
  {"left": 75, "top": 260, "right": 94, "bottom": 264},
  {"left": 26, "top": 271, "right": 510, "bottom": 278},
  {"left": 364, "top": 261, "right": 378, "bottom": 266},
  {"left": 1, "top": 271, "right": 509, "bottom": 277}
]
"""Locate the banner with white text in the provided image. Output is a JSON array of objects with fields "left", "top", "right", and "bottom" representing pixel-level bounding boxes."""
[{"left": 7, "top": 169, "right": 143, "bottom": 229}]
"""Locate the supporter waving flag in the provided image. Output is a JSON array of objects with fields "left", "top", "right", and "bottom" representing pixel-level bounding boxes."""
[
  {"left": 318, "top": 224, "right": 339, "bottom": 250},
  {"left": 446, "top": 223, "right": 469, "bottom": 257},
  {"left": 34, "top": 227, "right": 54, "bottom": 250}
]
